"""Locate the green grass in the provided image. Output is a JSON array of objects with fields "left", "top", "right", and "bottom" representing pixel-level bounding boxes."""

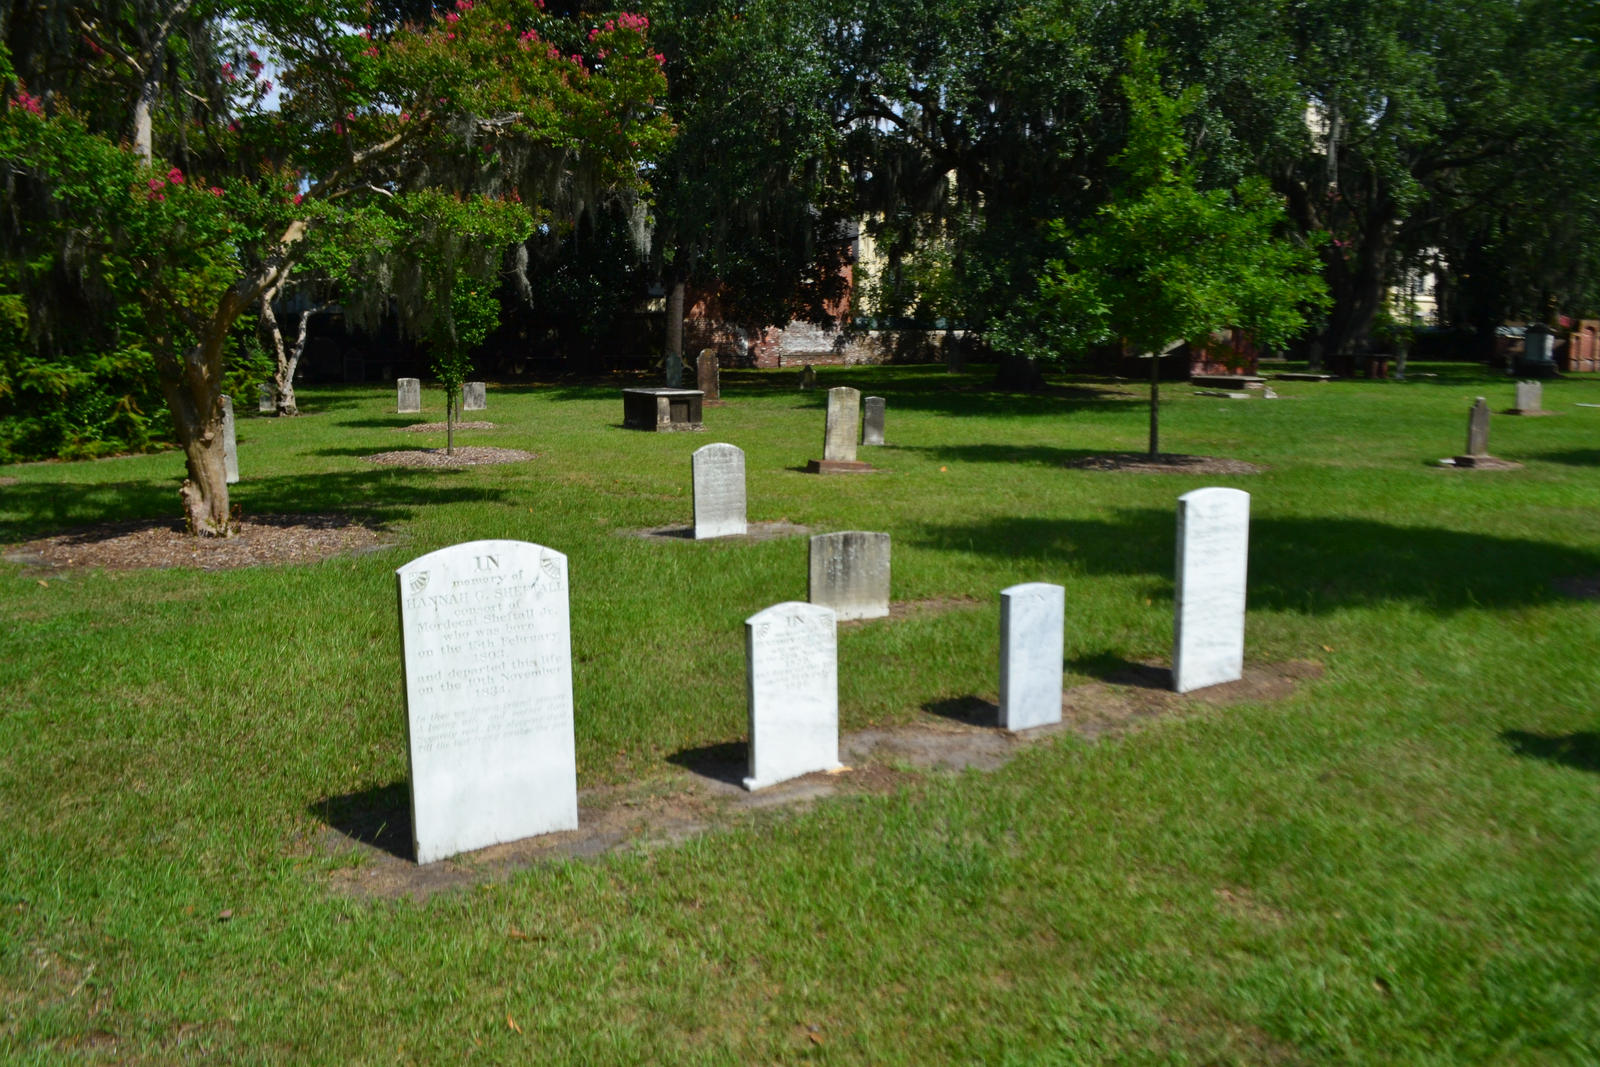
[{"left": 3, "top": 363, "right": 1599, "bottom": 1063}]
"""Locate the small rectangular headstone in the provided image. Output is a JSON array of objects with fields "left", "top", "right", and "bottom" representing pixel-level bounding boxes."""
[
  {"left": 220, "top": 395, "right": 239, "bottom": 485},
  {"left": 861, "top": 396, "right": 886, "bottom": 446},
  {"left": 1172, "top": 487, "right": 1250, "bottom": 693},
  {"left": 799, "top": 365, "right": 817, "bottom": 391},
  {"left": 808, "top": 531, "right": 890, "bottom": 621},
  {"left": 696, "top": 349, "right": 721, "bottom": 401},
  {"left": 1513, "top": 380, "right": 1542, "bottom": 415},
  {"left": 692, "top": 442, "right": 747, "bottom": 539},
  {"left": 999, "top": 582, "right": 1065, "bottom": 730},
  {"left": 396, "top": 540, "right": 578, "bottom": 863},
  {"left": 258, "top": 382, "right": 276, "bottom": 414},
  {"left": 1466, "top": 396, "right": 1491, "bottom": 455},
  {"left": 462, "top": 381, "right": 487, "bottom": 411},
  {"left": 823, "top": 386, "right": 861, "bottom": 463},
  {"left": 743, "top": 601, "right": 842, "bottom": 790},
  {"left": 397, "top": 377, "right": 422, "bottom": 413}
]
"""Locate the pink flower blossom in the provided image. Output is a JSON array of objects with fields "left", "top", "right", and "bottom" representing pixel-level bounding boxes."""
[
  {"left": 210, "top": 186, "right": 224, "bottom": 197},
  {"left": 14, "top": 91, "right": 42, "bottom": 115},
  {"left": 167, "top": 167, "right": 184, "bottom": 184},
  {"left": 148, "top": 178, "right": 165, "bottom": 190},
  {"left": 445, "top": 11, "right": 459, "bottom": 22},
  {"left": 653, "top": 53, "right": 664, "bottom": 64},
  {"left": 365, "top": 46, "right": 378, "bottom": 57},
  {"left": 293, "top": 193, "right": 304, "bottom": 205},
  {"left": 400, "top": 111, "right": 411, "bottom": 122},
  {"left": 148, "top": 191, "right": 166, "bottom": 201}
]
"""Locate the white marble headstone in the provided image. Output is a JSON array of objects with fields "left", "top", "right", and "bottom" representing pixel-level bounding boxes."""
[
  {"left": 999, "top": 582, "right": 1065, "bottom": 730},
  {"left": 462, "top": 381, "right": 487, "bottom": 411},
  {"left": 744, "top": 601, "right": 842, "bottom": 790},
  {"left": 220, "top": 395, "right": 239, "bottom": 484},
  {"left": 692, "top": 443, "right": 747, "bottom": 539},
  {"left": 861, "top": 396, "right": 886, "bottom": 446},
  {"left": 396, "top": 540, "right": 577, "bottom": 863},
  {"left": 1172, "top": 488, "right": 1250, "bottom": 693},
  {"left": 258, "top": 382, "right": 276, "bottom": 414},
  {"left": 823, "top": 387, "right": 861, "bottom": 462},
  {"left": 808, "top": 531, "right": 890, "bottom": 621},
  {"left": 397, "top": 377, "right": 422, "bottom": 413},
  {"left": 1513, "top": 380, "right": 1542, "bottom": 414}
]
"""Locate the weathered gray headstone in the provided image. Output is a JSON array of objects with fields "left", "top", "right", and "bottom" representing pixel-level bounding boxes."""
[
  {"left": 799, "top": 364, "right": 817, "bottom": 391},
  {"left": 258, "top": 382, "right": 275, "bottom": 414},
  {"left": 692, "top": 442, "right": 747, "bottom": 539},
  {"left": 396, "top": 540, "right": 577, "bottom": 864},
  {"left": 665, "top": 350, "right": 684, "bottom": 388},
  {"left": 823, "top": 386, "right": 861, "bottom": 462},
  {"left": 743, "top": 601, "right": 842, "bottom": 790},
  {"left": 462, "top": 381, "right": 487, "bottom": 411},
  {"left": 220, "top": 395, "right": 239, "bottom": 485},
  {"left": 999, "top": 582, "right": 1065, "bottom": 730},
  {"left": 1512, "top": 380, "right": 1543, "bottom": 415},
  {"left": 1172, "top": 487, "right": 1250, "bottom": 693},
  {"left": 696, "top": 349, "right": 720, "bottom": 401},
  {"left": 1466, "top": 396, "right": 1491, "bottom": 456},
  {"left": 861, "top": 396, "right": 886, "bottom": 446},
  {"left": 397, "top": 377, "right": 422, "bottom": 413},
  {"left": 808, "top": 530, "right": 890, "bottom": 621}
]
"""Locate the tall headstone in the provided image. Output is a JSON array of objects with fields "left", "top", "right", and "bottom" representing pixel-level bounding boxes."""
[
  {"left": 258, "top": 382, "right": 276, "bottom": 414},
  {"left": 665, "top": 350, "right": 684, "bottom": 388},
  {"left": 861, "top": 396, "right": 886, "bottom": 446},
  {"left": 1172, "top": 488, "right": 1250, "bottom": 694},
  {"left": 220, "top": 395, "right": 239, "bottom": 485},
  {"left": 743, "top": 601, "right": 842, "bottom": 790},
  {"left": 808, "top": 531, "right": 890, "bottom": 621},
  {"left": 696, "top": 349, "right": 721, "bottom": 401},
  {"left": 1512, "top": 380, "right": 1543, "bottom": 415},
  {"left": 999, "top": 582, "right": 1065, "bottom": 730},
  {"left": 462, "top": 381, "right": 487, "bottom": 411},
  {"left": 823, "top": 387, "right": 861, "bottom": 462},
  {"left": 395, "top": 540, "right": 578, "bottom": 863},
  {"left": 397, "top": 377, "right": 422, "bottom": 413},
  {"left": 692, "top": 442, "right": 747, "bottom": 539},
  {"left": 1465, "top": 396, "right": 1491, "bottom": 456}
]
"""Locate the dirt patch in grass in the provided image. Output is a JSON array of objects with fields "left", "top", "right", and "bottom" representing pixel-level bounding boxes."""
[
  {"left": 306, "top": 658, "right": 1320, "bottom": 899},
  {"left": 397, "top": 420, "right": 495, "bottom": 433},
  {"left": 363, "top": 446, "right": 536, "bottom": 467},
  {"left": 0, "top": 476, "right": 17, "bottom": 487},
  {"left": 629, "top": 520, "right": 812, "bottom": 543},
  {"left": 3, "top": 513, "right": 394, "bottom": 571},
  {"left": 1064, "top": 453, "right": 1266, "bottom": 475}
]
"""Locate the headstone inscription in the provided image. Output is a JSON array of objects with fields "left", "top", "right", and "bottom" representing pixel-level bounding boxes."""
[
  {"left": 696, "top": 349, "right": 721, "bottom": 401},
  {"left": 861, "top": 396, "right": 886, "bottom": 446},
  {"left": 396, "top": 540, "right": 578, "bottom": 863},
  {"left": 258, "top": 382, "right": 276, "bottom": 414},
  {"left": 743, "top": 601, "right": 842, "bottom": 790},
  {"left": 999, "top": 582, "right": 1065, "bottom": 730},
  {"left": 808, "top": 531, "right": 890, "bottom": 621},
  {"left": 1512, "top": 380, "right": 1543, "bottom": 415},
  {"left": 462, "top": 381, "right": 487, "bottom": 411},
  {"left": 220, "top": 395, "right": 239, "bottom": 484},
  {"left": 692, "top": 442, "right": 747, "bottom": 539},
  {"left": 397, "top": 377, "right": 422, "bottom": 413},
  {"left": 1172, "top": 487, "right": 1250, "bottom": 694},
  {"left": 1465, "top": 396, "right": 1491, "bottom": 456}
]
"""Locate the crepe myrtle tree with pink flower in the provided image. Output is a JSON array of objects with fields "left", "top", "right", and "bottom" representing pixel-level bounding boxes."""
[{"left": 1, "top": 1, "right": 670, "bottom": 534}]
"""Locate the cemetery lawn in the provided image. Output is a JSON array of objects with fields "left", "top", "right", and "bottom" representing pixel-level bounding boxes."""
[{"left": 3, "top": 364, "right": 1599, "bottom": 1063}]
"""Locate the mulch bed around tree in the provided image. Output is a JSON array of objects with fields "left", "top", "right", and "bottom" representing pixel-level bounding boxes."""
[
  {"left": 1064, "top": 453, "right": 1266, "bottom": 475},
  {"left": 363, "top": 446, "right": 536, "bottom": 468},
  {"left": 3, "top": 514, "right": 392, "bottom": 571}
]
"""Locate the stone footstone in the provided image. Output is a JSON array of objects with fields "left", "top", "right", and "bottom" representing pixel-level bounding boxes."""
[
  {"left": 1172, "top": 487, "right": 1250, "bottom": 694},
  {"left": 397, "top": 378, "right": 422, "bottom": 413},
  {"left": 396, "top": 540, "right": 578, "bottom": 864},
  {"left": 999, "top": 582, "right": 1065, "bottom": 730},
  {"left": 696, "top": 349, "right": 721, "bottom": 401},
  {"left": 1511, "top": 380, "right": 1543, "bottom": 415},
  {"left": 743, "top": 601, "right": 842, "bottom": 791},
  {"left": 862, "top": 396, "right": 886, "bottom": 445}
]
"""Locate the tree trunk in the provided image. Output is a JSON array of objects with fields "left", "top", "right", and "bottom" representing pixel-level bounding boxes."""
[
  {"left": 160, "top": 342, "right": 232, "bottom": 535},
  {"left": 446, "top": 384, "right": 456, "bottom": 456},
  {"left": 259, "top": 287, "right": 307, "bottom": 416},
  {"left": 1147, "top": 351, "right": 1161, "bottom": 457},
  {"left": 665, "top": 278, "right": 685, "bottom": 386}
]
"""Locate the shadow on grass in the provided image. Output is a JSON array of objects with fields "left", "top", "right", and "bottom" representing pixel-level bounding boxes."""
[
  {"left": 1524, "top": 449, "right": 1600, "bottom": 467},
  {"left": 911, "top": 510, "right": 1600, "bottom": 616},
  {"left": 331, "top": 416, "right": 440, "bottom": 430},
  {"left": 923, "top": 695, "right": 1000, "bottom": 727},
  {"left": 1501, "top": 730, "right": 1600, "bottom": 774},
  {"left": 666, "top": 740, "right": 746, "bottom": 786},
  {"left": 899, "top": 443, "right": 1141, "bottom": 468},
  {"left": 1067, "top": 652, "right": 1172, "bottom": 689},
  {"left": 314, "top": 782, "right": 413, "bottom": 861},
  {"left": 0, "top": 468, "right": 513, "bottom": 542}
]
